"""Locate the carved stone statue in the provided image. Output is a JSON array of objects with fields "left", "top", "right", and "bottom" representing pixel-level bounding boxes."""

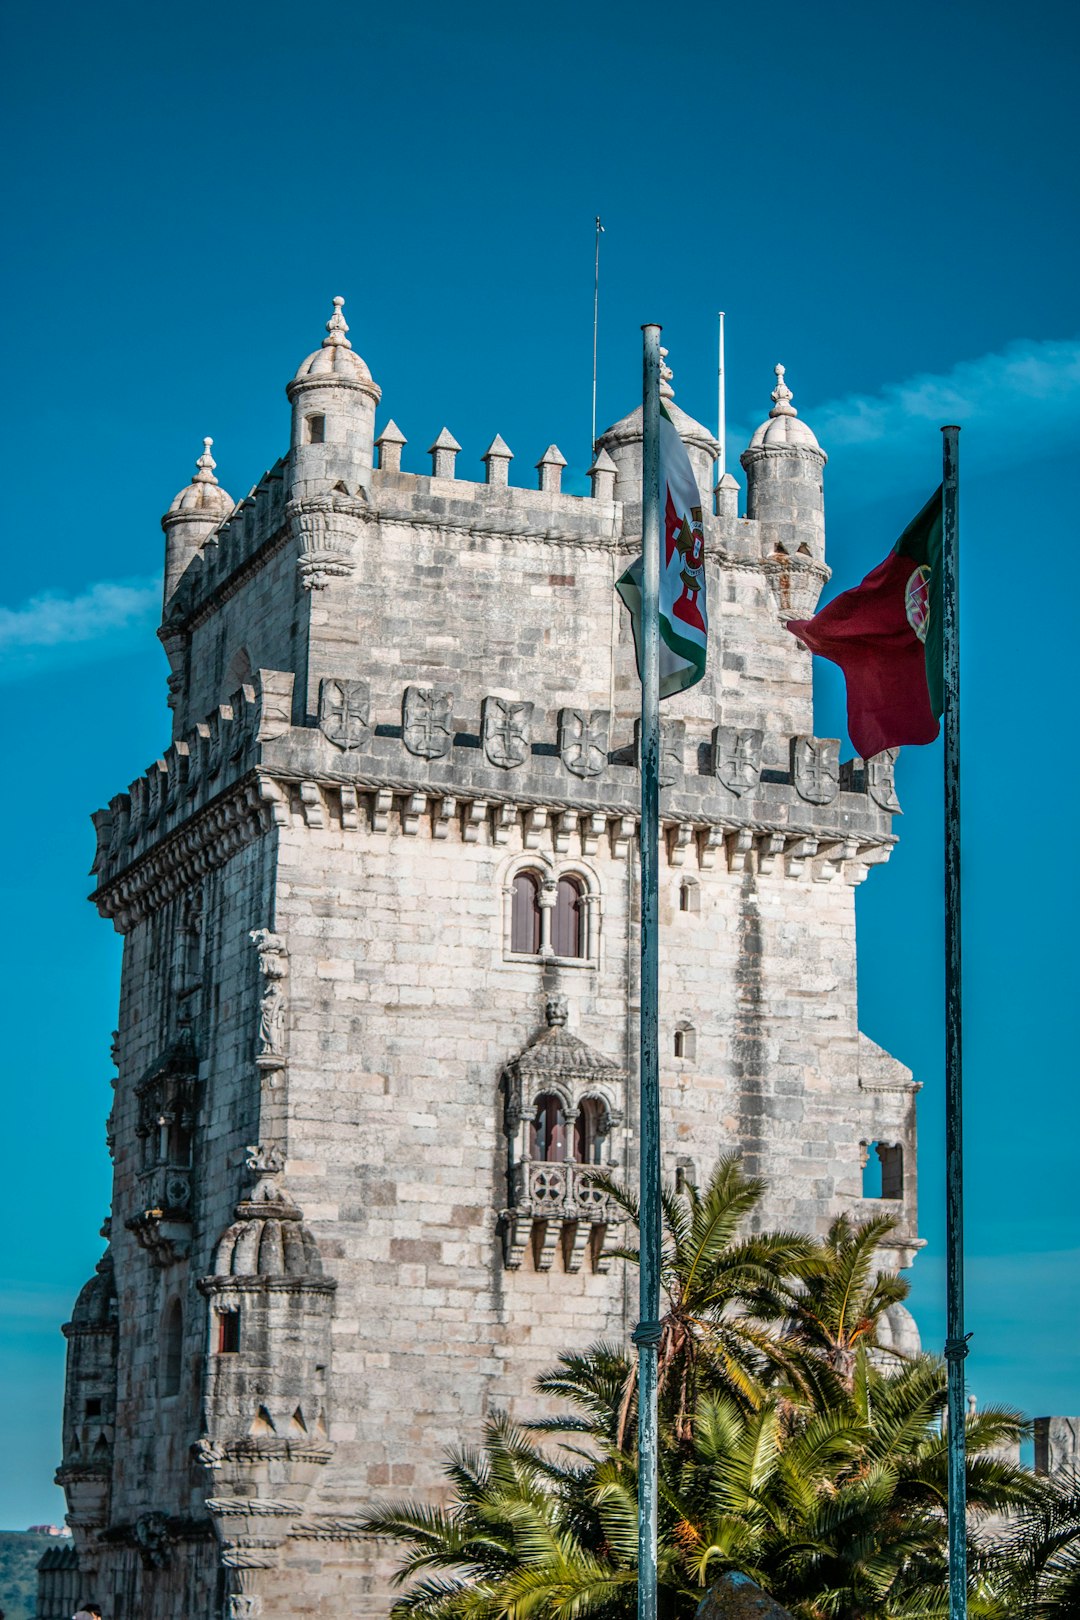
[{"left": 258, "top": 982, "right": 287, "bottom": 1057}]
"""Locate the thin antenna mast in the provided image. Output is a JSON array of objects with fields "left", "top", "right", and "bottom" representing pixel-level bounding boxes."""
[
  {"left": 717, "top": 311, "right": 726, "bottom": 477},
  {"left": 592, "top": 216, "right": 605, "bottom": 456}
]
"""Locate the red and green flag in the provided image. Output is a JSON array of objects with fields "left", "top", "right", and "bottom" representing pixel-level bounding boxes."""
[
  {"left": 787, "top": 487, "right": 943, "bottom": 759},
  {"left": 617, "top": 404, "right": 708, "bottom": 698}
]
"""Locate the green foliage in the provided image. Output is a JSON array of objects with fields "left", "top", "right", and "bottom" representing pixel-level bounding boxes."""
[
  {"left": 0, "top": 1531, "right": 61, "bottom": 1620},
  {"left": 362, "top": 1159, "right": 1071, "bottom": 1620}
]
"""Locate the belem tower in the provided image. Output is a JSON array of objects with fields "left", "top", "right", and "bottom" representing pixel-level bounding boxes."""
[{"left": 52, "top": 296, "right": 929, "bottom": 1619}]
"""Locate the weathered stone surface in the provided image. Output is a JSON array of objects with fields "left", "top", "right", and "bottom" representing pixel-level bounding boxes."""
[{"left": 57, "top": 309, "right": 925, "bottom": 1619}]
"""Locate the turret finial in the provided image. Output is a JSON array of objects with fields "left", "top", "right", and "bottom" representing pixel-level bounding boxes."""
[
  {"left": 659, "top": 346, "right": 675, "bottom": 401},
  {"left": 323, "top": 295, "right": 352, "bottom": 350},
  {"left": 193, "top": 437, "right": 218, "bottom": 484},
  {"left": 769, "top": 363, "right": 797, "bottom": 418}
]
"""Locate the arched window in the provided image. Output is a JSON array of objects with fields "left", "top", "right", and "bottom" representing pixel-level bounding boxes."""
[
  {"left": 530, "top": 1093, "right": 567, "bottom": 1162},
  {"left": 161, "top": 1299, "right": 184, "bottom": 1397},
  {"left": 510, "top": 871, "right": 542, "bottom": 954},
  {"left": 573, "top": 1098, "right": 606, "bottom": 1165},
  {"left": 553, "top": 876, "right": 585, "bottom": 959},
  {"left": 674, "top": 1023, "right": 696, "bottom": 1060},
  {"left": 678, "top": 878, "right": 700, "bottom": 914}
]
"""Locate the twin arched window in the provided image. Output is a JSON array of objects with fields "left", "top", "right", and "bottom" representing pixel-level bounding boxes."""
[
  {"left": 529, "top": 1094, "right": 606, "bottom": 1164},
  {"left": 510, "top": 872, "right": 586, "bottom": 958}
]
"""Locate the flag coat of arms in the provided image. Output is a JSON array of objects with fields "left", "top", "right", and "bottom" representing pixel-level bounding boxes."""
[
  {"left": 787, "top": 487, "right": 944, "bottom": 759},
  {"left": 616, "top": 405, "right": 708, "bottom": 698}
]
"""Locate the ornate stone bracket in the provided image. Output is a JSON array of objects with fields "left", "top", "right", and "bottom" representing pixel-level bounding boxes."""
[{"left": 288, "top": 493, "right": 366, "bottom": 591}]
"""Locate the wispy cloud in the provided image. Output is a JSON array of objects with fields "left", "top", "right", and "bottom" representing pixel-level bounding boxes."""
[
  {"left": 0, "top": 577, "right": 159, "bottom": 649},
  {"left": 0, "top": 576, "right": 160, "bottom": 682},
  {"left": 732, "top": 337, "right": 1080, "bottom": 504}
]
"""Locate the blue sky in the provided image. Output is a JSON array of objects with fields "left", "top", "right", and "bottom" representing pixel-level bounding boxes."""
[{"left": 1, "top": 0, "right": 1076, "bottom": 1529}]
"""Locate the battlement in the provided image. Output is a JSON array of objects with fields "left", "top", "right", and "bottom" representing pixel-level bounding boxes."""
[{"left": 89, "top": 669, "right": 898, "bottom": 930}]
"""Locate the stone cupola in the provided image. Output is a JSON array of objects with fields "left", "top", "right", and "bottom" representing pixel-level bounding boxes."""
[
  {"left": 58, "top": 1249, "right": 118, "bottom": 1575},
  {"left": 286, "top": 295, "right": 382, "bottom": 498},
  {"left": 740, "top": 364, "right": 828, "bottom": 558},
  {"left": 160, "top": 438, "right": 234, "bottom": 610},
  {"left": 595, "top": 346, "right": 719, "bottom": 511},
  {"left": 740, "top": 365, "right": 830, "bottom": 620}
]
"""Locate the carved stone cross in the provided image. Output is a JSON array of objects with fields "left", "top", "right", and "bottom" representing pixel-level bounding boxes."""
[
  {"left": 318, "top": 678, "right": 371, "bottom": 751},
  {"left": 403, "top": 684, "right": 454, "bottom": 759},
  {"left": 792, "top": 736, "right": 839, "bottom": 805},
  {"left": 482, "top": 697, "right": 533, "bottom": 769},
  {"left": 712, "top": 726, "right": 764, "bottom": 796},
  {"left": 558, "top": 708, "right": 609, "bottom": 778}
]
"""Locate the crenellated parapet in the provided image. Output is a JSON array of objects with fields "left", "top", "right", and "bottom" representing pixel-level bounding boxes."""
[{"left": 89, "top": 666, "right": 902, "bottom": 930}]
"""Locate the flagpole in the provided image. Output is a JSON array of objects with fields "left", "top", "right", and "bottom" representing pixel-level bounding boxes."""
[
  {"left": 941, "top": 423, "right": 968, "bottom": 1620},
  {"left": 635, "top": 323, "right": 662, "bottom": 1620},
  {"left": 717, "top": 311, "right": 726, "bottom": 477},
  {"left": 591, "top": 217, "right": 604, "bottom": 455}
]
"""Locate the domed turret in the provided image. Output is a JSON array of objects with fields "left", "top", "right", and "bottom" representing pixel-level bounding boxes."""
[
  {"left": 740, "top": 364, "right": 827, "bottom": 560},
  {"left": 595, "top": 348, "right": 719, "bottom": 509},
  {"left": 160, "top": 438, "right": 234, "bottom": 607},
  {"left": 210, "top": 1176, "right": 326, "bottom": 1277},
  {"left": 198, "top": 1171, "right": 336, "bottom": 1559},
  {"left": 286, "top": 295, "right": 382, "bottom": 497}
]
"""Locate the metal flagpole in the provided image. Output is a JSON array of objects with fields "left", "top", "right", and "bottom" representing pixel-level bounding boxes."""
[
  {"left": 941, "top": 423, "right": 968, "bottom": 1620},
  {"left": 717, "top": 312, "right": 726, "bottom": 477},
  {"left": 591, "top": 218, "right": 605, "bottom": 455},
  {"left": 635, "top": 323, "right": 662, "bottom": 1620}
]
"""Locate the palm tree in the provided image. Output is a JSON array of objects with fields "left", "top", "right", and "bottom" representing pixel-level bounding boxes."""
[
  {"left": 971, "top": 1469, "right": 1080, "bottom": 1618},
  {"left": 360, "top": 1411, "right": 646, "bottom": 1620},
  {"left": 362, "top": 1160, "right": 1042, "bottom": 1620},
  {"left": 590, "top": 1154, "right": 816, "bottom": 1436},
  {"left": 780, "top": 1213, "right": 910, "bottom": 1390}
]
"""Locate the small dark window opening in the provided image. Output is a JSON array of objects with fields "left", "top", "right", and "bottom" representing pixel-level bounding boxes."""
[
  {"left": 674, "top": 1025, "right": 696, "bottom": 1060},
  {"left": 678, "top": 880, "right": 699, "bottom": 914},
  {"left": 510, "top": 872, "right": 542, "bottom": 954},
  {"left": 530, "top": 1094, "right": 567, "bottom": 1162},
  {"left": 162, "top": 1300, "right": 183, "bottom": 1396},
  {"left": 862, "top": 1141, "right": 904, "bottom": 1200},
  {"left": 553, "top": 876, "right": 585, "bottom": 958},
  {"left": 573, "top": 1098, "right": 606, "bottom": 1165},
  {"left": 217, "top": 1309, "right": 241, "bottom": 1354},
  {"left": 306, "top": 414, "right": 325, "bottom": 445},
  {"left": 675, "top": 1159, "right": 696, "bottom": 1195},
  {"left": 85, "top": 1397, "right": 102, "bottom": 1418},
  {"left": 169, "top": 1116, "right": 192, "bottom": 1166}
]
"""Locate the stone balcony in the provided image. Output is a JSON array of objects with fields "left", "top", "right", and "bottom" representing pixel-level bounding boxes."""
[{"left": 502, "top": 1160, "right": 622, "bottom": 1274}]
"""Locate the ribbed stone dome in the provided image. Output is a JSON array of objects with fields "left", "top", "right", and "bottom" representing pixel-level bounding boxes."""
[
  {"left": 212, "top": 1178, "right": 325, "bottom": 1278},
  {"left": 70, "top": 1253, "right": 117, "bottom": 1327},
  {"left": 165, "top": 438, "right": 234, "bottom": 518},
  {"left": 291, "top": 295, "right": 378, "bottom": 390},
  {"left": 746, "top": 365, "right": 824, "bottom": 454},
  {"left": 598, "top": 397, "right": 719, "bottom": 459}
]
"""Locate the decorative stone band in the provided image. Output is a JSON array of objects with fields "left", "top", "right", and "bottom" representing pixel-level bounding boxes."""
[
  {"left": 198, "top": 1274, "right": 338, "bottom": 1297},
  {"left": 91, "top": 763, "right": 897, "bottom": 931},
  {"left": 91, "top": 662, "right": 899, "bottom": 902}
]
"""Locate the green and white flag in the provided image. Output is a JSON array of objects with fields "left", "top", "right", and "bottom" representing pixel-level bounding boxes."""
[{"left": 616, "top": 405, "right": 708, "bottom": 698}]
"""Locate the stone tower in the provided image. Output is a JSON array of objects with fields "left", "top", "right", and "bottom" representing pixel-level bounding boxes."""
[{"left": 58, "top": 299, "right": 922, "bottom": 1618}]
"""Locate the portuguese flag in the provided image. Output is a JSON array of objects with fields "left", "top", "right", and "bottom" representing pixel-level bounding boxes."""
[
  {"left": 787, "top": 487, "right": 944, "bottom": 759},
  {"left": 617, "top": 404, "right": 708, "bottom": 699}
]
